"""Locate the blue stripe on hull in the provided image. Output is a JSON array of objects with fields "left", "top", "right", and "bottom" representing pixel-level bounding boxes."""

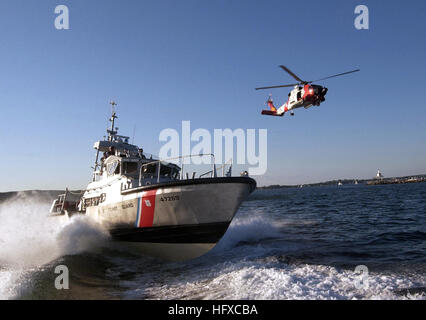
[{"left": 135, "top": 197, "right": 141, "bottom": 227}]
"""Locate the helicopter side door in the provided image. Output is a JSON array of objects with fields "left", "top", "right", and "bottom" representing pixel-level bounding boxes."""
[
  {"left": 297, "top": 89, "right": 302, "bottom": 101},
  {"left": 289, "top": 88, "right": 304, "bottom": 109},
  {"left": 288, "top": 90, "right": 297, "bottom": 107}
]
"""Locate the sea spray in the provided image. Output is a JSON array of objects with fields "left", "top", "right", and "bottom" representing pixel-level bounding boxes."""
[
  {"left": 56, "top": 216, "right": 110, "bottom": 255},
  {"left": 0, "top": 192, "right": 61, "bottom": 267},
  {"left": 0, "top": 191, "right": 109, "bottom": 299},
  {"left": 213, "top": 213, "right": 283, "bottom": 252}
]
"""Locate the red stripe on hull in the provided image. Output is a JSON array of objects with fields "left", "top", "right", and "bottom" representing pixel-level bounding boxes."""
[{"left": 138, "top": 189, "right": 157, "bottom": 228}]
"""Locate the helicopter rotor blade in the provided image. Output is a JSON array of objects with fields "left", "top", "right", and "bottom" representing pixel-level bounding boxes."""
[
  {"left": 279, "top": 65, "right": 305, "bottom": 83},
  {"left": 308, "top": 69, "right": 360, "bottom": 83},
  {"left": 255, "top": 84, "right": 299, "bottom": 90}
]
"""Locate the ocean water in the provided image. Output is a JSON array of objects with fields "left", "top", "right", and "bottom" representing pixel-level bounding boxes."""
[{"left": 0, "top": 183, "right": 425, "bottom": 300}]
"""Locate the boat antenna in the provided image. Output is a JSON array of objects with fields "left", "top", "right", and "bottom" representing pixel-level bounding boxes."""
[
  {"left": 107, "top": 100, "right": 118, "bottom": 141},
  {"left": 132, "top": 124, "right": 136, "bottom": 145}
]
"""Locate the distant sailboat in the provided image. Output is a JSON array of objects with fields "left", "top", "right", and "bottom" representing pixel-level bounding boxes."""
[
  {"left": 338, "top": 181, "right": 343, "bottom": 186},
  {"left": 354, "top": 180, "right": 358, "bottom": 185},
  {"left": 376, "top": 170, "right": 384, "bottom": 179}
]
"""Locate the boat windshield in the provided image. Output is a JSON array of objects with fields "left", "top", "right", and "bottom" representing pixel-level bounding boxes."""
[
  {"left": 160, "top": 165, "right": 179, "bottom": 179},
  {"left": 106, "top": 160, "right": 120, "bottom": 176},
  {"left": 140, "top": 162, "right": 180, "bottom": 181},
  {"left": 122, "top": 162, "right": 138, "bottom": 175},
  {"left": 141, "top": 163, "right": 157, "bottom": 179}
]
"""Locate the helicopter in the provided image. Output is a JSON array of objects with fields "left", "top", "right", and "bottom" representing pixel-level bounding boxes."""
[{"left": 256, "top": 65, "right": 360, "bottom": 117}]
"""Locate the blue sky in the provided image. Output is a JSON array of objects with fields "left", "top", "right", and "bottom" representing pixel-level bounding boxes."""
[{"left": 0, "top": 0, "right": 425, "bottom": 191}]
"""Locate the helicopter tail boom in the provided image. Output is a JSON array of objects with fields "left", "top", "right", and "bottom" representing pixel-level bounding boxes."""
[
  {"left": 261, "top": 95, "right": 284, "bottom": 116},
  {"left": 261, "top": 110, "right": 284, "bottom": 117}
]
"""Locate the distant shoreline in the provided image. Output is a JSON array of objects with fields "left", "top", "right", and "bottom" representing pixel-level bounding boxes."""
[
  {"left": 1, "top": 174, "right": 425, "bottom": 197},
  {"left": 258, "top": 174, "right": 426, "bottom": 190}
]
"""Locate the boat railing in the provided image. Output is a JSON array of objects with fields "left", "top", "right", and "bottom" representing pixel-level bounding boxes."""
[
  {"left": 92, "top": 170, "right": 101, "bottom": 182},
  {"left": 199, "top": 158, "right": 233, "bottom": 178},
  {"left": 50, "top": 188, "right": 83, "bottom": 214},
  {"left": 120, "top": 154, "right": 233, "bottom": 191},
  {"left": 140, "top": 154, "right": 216, "bottom": 186}
]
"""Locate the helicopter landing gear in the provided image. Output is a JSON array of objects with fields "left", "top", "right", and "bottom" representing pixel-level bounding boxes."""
[{"left": 290, "top": 112, "right": 295, "bottom": 116}]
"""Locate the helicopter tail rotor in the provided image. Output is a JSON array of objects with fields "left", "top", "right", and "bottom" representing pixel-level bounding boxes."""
[{"left": 266, "top": 94, "right": 277, "bottom": 112}]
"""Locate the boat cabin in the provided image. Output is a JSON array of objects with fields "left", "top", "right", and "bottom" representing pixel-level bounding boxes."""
[
  {"left": 94, "top": 140, "right": 181, "bottom": 186},
  {"left": 89, "top": 103, "right": 222, "bottom": 191}
]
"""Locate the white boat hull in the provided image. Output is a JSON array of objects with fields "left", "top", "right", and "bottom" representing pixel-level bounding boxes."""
[{"left": 83, "top": 177, "right": 256, "bottom": 261}]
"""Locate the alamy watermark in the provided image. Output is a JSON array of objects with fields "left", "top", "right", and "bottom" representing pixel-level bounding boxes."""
[
  {"left": 354, "top": 5, "right": 369, "bottom": 30},
  {"left": 159, "top": 121, "right": 268, "bottom": 176},
  {"left": 54, "top": 265, "right": 69, "bottom": 290},
  {"left": 354, "top": 265, "right": 369, "bottom": 289},
  {"left": 53, "top": 5, "right": 368, "bottom": 31},
  {"left": 54, "top": 5, "right": 69, "bottom": 30}
]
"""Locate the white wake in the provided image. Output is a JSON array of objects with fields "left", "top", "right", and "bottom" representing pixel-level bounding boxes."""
[{"left": 0, "top": 192, "right": 108, "bottom": 299}]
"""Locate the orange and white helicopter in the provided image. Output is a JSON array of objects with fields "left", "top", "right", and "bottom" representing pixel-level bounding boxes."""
[{"left": 256, "top": 65, "right": 360, "bottom": 117}]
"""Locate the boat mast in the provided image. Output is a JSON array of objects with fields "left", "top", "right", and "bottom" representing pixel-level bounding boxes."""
[
  {"left": 93, "top": 101, "right": 118, "bottom": 177},
  {"left": 107, "top": 100, "right": 118, "bottom": 141}
]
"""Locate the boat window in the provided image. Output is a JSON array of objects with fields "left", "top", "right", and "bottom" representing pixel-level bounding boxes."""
[
  {"left": 172, "top": 169, "right": 180, "bottom": 179},
  {"left": 106, "top": 161, "right": 120, "bottom": 176},
  {"left": 160, "top": 165, "right": 173, "bottom": 177},
  {"left": 141, "top": 163, "right": 157, "bottom": 178},
  {"left": 123, "top": 162, "right": 138, "bottom": 175}
]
